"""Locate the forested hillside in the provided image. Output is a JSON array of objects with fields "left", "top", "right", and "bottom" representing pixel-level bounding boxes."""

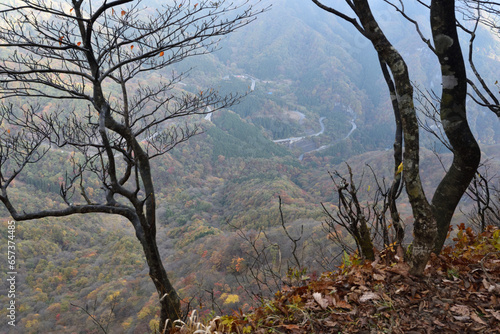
[{"left": 0, "top": 0, "right": 499, "bottom": 333}]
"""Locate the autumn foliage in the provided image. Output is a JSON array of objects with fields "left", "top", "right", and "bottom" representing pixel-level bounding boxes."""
[{"left": 173, "top": 225, "right": 500, "bottom": 333}]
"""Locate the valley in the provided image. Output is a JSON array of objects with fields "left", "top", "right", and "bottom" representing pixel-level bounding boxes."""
[{"left": 0, "top": 0, "right": 499, "bottom": 333}]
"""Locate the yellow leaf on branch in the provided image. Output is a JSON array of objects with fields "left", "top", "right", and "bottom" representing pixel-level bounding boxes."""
[{"left": 396, "top": 162, "right": 403, "bottom": 175}]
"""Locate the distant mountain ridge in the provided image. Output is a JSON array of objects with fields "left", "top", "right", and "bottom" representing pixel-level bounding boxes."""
[{"left": 2, "top": 1, "right": 500, "bottom": 332}]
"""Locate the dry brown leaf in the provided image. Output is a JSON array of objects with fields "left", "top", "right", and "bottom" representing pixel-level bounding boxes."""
[
  {"left": 395, "top": 285, "right": 407, "bottom": 294},
  {"left": 433, "top": 319, "right": 446, "bottom": 327},
  {"left": 487, "top": 309, "right": 500, "bottom": 321},
  {"left": 312, "top": 292, "right": 328, "bottom": 309},
  {"left": 282, "top": 324, "right": 300, "bottom": 330},
  {"left": 323, "top": 320, "right": 338, "bottom": 327},
  {"left": 483, "top": 278, "right": 500, "bottom": 292},
  {"left": 359, "top": 292, "right": 380, "bottom": 303},
  {"left": 336, "top": 300, "right": 352, "bottom": 310},
  {"left": 482, "top": 278, "right": 491, "bottom": 290},
  {"left": 451, "top": 304, "right": 470, "bottom": 320},
  {"left": 387, "top": 262, "right": 410, "bottom": 277},
  {"left": 471, "top": 312, "right": 487, "bottom": 325}
]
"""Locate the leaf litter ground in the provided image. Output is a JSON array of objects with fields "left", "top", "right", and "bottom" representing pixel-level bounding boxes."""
[{"left": 173, "top": 226, "right": 500, "bottom": 334}]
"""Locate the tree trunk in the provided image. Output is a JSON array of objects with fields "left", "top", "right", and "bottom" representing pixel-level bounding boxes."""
[
  {"left": 430, "top": 0, "right": 481, "bottom": 253},
  {"left": 378, "top": 56, "right": 404, "bottom": 244},
  {"left": 353, "top": 0, "right": 436, "bottom": 276},
  {"left": 357, "top": 217, "right": 375, "bottom": 261},
  {"left": 100, "top": 94, "right": 182, "bottom": 331},
  {"left": 141, "top": 228, "right": 181, "bottom": 332},
  {"left": 312, "top": 0, "right": 481, "bottom": 275}
]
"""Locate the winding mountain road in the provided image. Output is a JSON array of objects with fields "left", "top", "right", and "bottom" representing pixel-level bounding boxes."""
[
  {"left": 273, "top": 110, "right": 357, "bottom": 160},
  {"left": 205, "top": 73, "right": 358, "bottom": 159},
  {"left": 273, "top": 117, "right": 326, "bottom": 144}
]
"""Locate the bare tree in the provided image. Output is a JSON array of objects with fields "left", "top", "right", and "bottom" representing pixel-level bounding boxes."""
[
  {"left": 230, "top": 197, "right": 307, "bottom": 302},
  {"left": 322, "top": 166, "right": 375, "bottom": 261},
  {"left": 465, "top": 163, "right": 500, "bottom": 231},
  {"left": 458, "top": 0, "right": 500, "bottom": 116},
  {"left": 0, "top": 0, "right": 263, "bottom": 331},
  {"left": 322, "top": 164, "right": 404, "bottom": 262},
  {"left": 312, "top": 0, "right": 481, "bottom": 275}
]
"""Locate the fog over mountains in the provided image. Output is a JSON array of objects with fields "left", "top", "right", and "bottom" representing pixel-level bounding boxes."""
[
  {"left": 170, "top": 0, "right": 500, "bottom": 152},
  {"left": 1, "top": 1, "right": 500, "bottom": 332}
]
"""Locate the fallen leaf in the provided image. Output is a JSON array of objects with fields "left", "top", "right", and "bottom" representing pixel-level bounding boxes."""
[
  {"left": 312, "top": 292, "right": 328, "bottom": 309},
  {"left": 482, "top": 278, "right": 491, "bottom": 290},
  {"left": 395, "top": 285, "right": 407, "bottom": 294},
  {"left": 487, "top": 309, "right": 500, "bottom": 321},
  {"left": 335, "top": 300, "right": 352, "bottom": 310},
  {"left": 324, "top": 320, "right": 338, "bottom": 327},
  {"left": 282, "top": 324, "right": 300, "bottom": 330},
  {"left": 433, "top": 319, "right": 446, "bottom": 327},
  {"left": 471, "top": 312, "right": 487, "bottom": 325},
  {"left": 451, "top": 304, "right": 470, "bottom": 317},
  {"left": 386, "top": 262, "right": 410, "bottom": 277},
  {"left": 359, "top": 292, "right": 380, "bottom": 302}
]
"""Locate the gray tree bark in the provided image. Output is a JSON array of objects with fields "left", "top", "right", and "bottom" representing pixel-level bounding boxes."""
[
  {"left": 312, "top": 0, "right": 481, "bottom": 275},
  {"left": 430, "top": 0, "right": 481, "bottom": 253}
]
